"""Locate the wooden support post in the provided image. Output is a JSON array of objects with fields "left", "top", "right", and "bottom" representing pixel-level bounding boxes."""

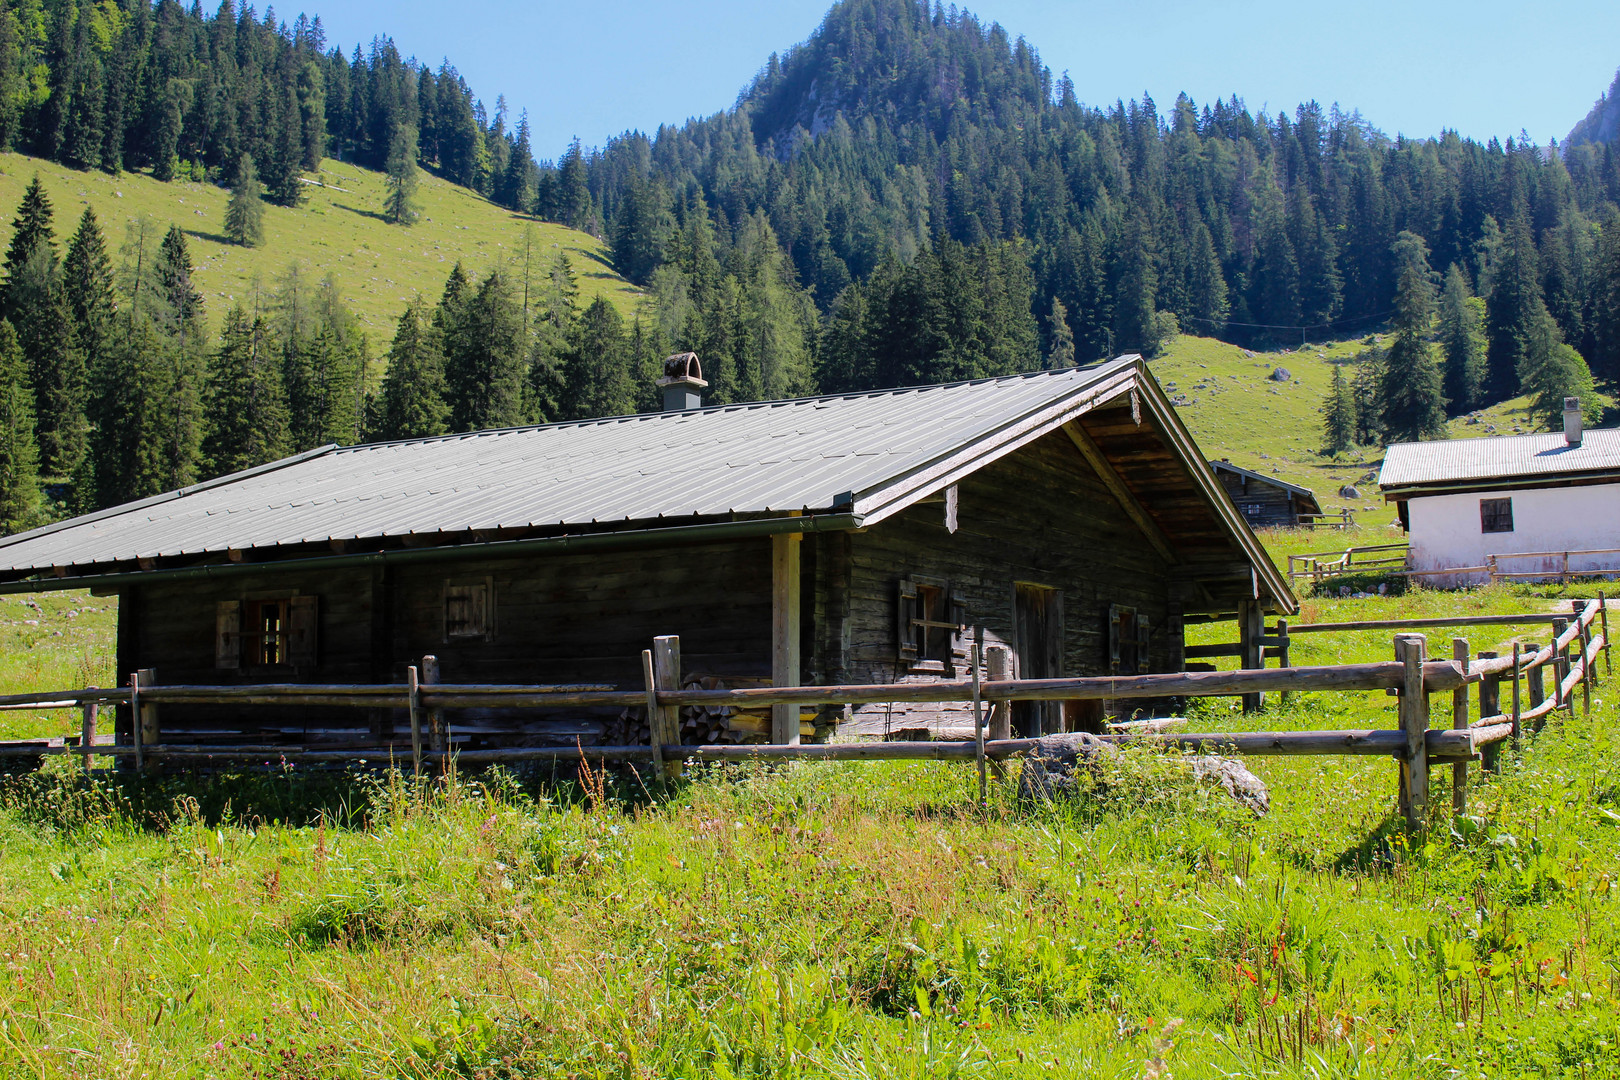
[
  {"left": 421, "top": 655, "right": 444, "bottom": 757},
  {"left": 641, "top": 650, "right": 666, "bottom": 781},
  {"left": 1528, "top": 651, "right": 1547, "bottom": 734},
  {"left": 1451, "top": 638, "right": 1469, "bottom": 814},
  {"left": 1477, "top": 651, "right": 1500, "bottom": 775},
  {"left": 1395, "top": 634, "right": 1429, "bottom": 829},
  {"left": 1277, "top": 618, "right": 1292, "bottom": 704},
  {"left": 1574, "top": 600, "right": 1594, "bottom": 714},
  {"left": 650, "top": 636, "right": 683, "bottom": 782},
  {"left": 80, "top": 699, "right": 97, "bottom": 773},
  {"left": 771, "top": 531, "right": 803, "bottom": 746},
  {"left": 1238, "top": 601, "right": 1264, "bottom": 713},
  {"left": 1510, "top": 642, "right": 1522, "bottom": 755},
  {"left": 986, "top": 645, "right": 1010, "bottom": 781},
  {"left": 407, "top": 665, "right": 423, "bottom": 778},
  {"left": 129, "top": 673, "right": 142, "bottom": 773}
]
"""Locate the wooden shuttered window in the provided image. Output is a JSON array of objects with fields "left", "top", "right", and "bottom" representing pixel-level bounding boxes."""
[
  {"left": 1108, "top": 604, "right": 1152, "bottom": 675},
  {"left": 1480, "top": 498, "right": 1514, "bottom": 534},
  {"left": 898, "top": 575, "right": 961, "bottom": 671},
  {"left": 444, "top": 578, "right": 494, "bottom": 641},
  {"left": 219, "top": 595, "right": 319, "bottom": 668}
]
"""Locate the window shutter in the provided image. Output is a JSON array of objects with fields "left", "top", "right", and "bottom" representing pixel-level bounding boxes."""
[
  {"left": 897, "top": 578, "right": 919, "bottom": 662},
  {"left": 1108, "top": 604, "right": 1123, "bottom": 668},
  {"left": 1136, "top": 616, "right": 1151, "bottom": 674},
  {"left": 287, "top": 595, "right": 319, "bottom": 667},
  {"left": 215, "top": 600, "right": 240, "bottom": 670}
]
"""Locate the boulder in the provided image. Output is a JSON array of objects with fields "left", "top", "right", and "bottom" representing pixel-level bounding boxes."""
[
  {"left": 1016, "top": 733, "right": 1271, "bottom": 815},
  {"left": 1017, "top": 732, "right": 1119, "bottom": 804},
  {"left": 1269, "top": 367, "right": 1291, "bottom": 382},
  {"left": 1339, "top": 484, "right": 1360, "bottom": 498},
  {"left": 1188, "top": 756, "right": 1270, "bottom": 816}
]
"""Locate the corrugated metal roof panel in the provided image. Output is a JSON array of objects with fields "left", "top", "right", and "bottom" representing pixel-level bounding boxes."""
[
  {"left": 1379, "top": 428, "right": 1620, "bottom": 490},
  {"left": 0, "top": 360, "right": 1138, "bottom": 573}
]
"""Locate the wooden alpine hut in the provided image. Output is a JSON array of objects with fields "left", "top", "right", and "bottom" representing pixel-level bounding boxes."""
[{"left": 0, "top": 354, "right": 1296, "bottom": 751}]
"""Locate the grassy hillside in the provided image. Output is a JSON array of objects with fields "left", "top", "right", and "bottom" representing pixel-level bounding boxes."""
[
  {"left": 0, "top": 154, "right": 642, "bottom": 339},
  {"left": 1151, "top": 333, "right": 1616, "bottom": 523}
]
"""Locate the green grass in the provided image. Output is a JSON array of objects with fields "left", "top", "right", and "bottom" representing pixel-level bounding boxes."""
[
  {"left": 1151, "top": 333, "right": 1617, "bottom": 519},
  {"left": 2, "top": 545, "right": 1618, "bottom": 1077},
  {"left": 0, "top": 153, "right": 642, "bottom": 339}
]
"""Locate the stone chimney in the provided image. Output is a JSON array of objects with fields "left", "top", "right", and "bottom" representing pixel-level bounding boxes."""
[
  {"left": 658, "top": 352, "right": 708, "bottom": 412},
  {"left": 1564, "top": 397, "right": 1583, "bottom": 447}
]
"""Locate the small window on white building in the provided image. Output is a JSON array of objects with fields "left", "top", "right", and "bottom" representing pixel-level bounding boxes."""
[{"left": 1480, "top": 498, "right": 1514, "bottom": 534}]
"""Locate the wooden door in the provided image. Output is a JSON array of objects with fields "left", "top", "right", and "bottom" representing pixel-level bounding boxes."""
[{"left": 1013, "top": 583, "right": 1063, "bottom": 736}]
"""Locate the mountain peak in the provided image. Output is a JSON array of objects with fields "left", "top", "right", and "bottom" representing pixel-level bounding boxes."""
[{"left": 1567, "top": 67, "right": 1620, "bottom": 147}]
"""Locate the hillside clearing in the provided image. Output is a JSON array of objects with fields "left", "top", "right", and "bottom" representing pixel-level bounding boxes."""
[{"left": 0, "top": 154, "right": 641, "bottom": 339}]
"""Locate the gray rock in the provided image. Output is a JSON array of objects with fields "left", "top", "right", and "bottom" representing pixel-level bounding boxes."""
[
  {"left": 1188, "top": 756, "right": 1270, "bottom": 816},
  {"left": 1017, "top": 733, "right": 1119, "bottom": 804},
  {"left": 1339, "top": 484, "right": 1360, "bottom": 498},
  {"left": 1269, "top": 367, "right": 1291, "bottom": 382}
]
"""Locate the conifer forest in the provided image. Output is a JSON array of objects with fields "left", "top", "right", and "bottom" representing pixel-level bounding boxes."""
[{"left": 1, "top": 0, "right": 1619, "bottom": 530}]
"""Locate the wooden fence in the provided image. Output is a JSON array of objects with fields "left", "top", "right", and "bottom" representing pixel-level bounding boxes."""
[
  {"left": 1296, "top": 510, "right": 1356, "bottom": 530},
  {"left": 1287, "top": 542, "right": 1409, "bottom": 584},
  {"left": 0, "top": 601, "right": 1607, "bottom": 829}
]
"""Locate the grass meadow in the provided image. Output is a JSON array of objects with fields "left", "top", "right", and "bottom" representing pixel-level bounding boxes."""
[
  {"left": 0, "top": 152, "right": 641, "bottom": 341},
  {"left": 0, "top": 538, "right": 1617, "bottom": 1078}
]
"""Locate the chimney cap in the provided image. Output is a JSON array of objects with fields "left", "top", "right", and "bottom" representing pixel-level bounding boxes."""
[{"left": 658, "top": 351, "right": 707, "bottom": 388}]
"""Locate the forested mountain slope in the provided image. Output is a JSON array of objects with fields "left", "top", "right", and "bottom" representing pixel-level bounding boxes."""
[{"left": 1568, "top": 68, "right": 1620, "bottom": 148}]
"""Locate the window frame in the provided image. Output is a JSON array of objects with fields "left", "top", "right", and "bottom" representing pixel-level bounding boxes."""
[
  {"left": 443, "top": 577, "right": 496, "bottom": 642},
  {"left": 1480, "top": 497, "right": 1514, "bottom": 535},
  {"left": 897, "top": 574, "right": 963, "bottom": 674}
]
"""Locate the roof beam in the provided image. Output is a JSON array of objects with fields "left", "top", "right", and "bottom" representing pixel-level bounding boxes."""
[{"left": 1063, "top": 421, "right": 1178, "bottom": 566}]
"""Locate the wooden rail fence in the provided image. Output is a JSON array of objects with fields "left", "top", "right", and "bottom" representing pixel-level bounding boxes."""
[{"left": 0, "top": 601, "right": 1606, "bottom": 829}]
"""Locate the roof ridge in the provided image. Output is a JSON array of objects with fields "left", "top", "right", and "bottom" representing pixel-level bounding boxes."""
[{"left": 336, "top": 358, "right": 1140, "bottom": 454}]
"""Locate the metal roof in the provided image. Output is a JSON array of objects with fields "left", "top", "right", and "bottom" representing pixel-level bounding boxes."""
[
  {"left": 0, "top": 358, "right": 1144, "bottom": 574},
  {"left": 1379, "top": 428, "right": 1620, "bottom": 493}
]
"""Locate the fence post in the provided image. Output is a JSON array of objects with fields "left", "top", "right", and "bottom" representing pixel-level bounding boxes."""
[
  {"left": 1599, "top": 590, "right": 1612, "bottom": 676},
  {"left": 1510, "top": 642, "right": 1522, "bottom": 756},
  {"left": 1239, "top": 600, "right": 1264, "bottom": 713},
  {"left": 136, "top": 668, "right": 157, "bottom": 772},
  {"left": 407, "top": 665, "right": 423, "bottom": 778},
  {"left": 1478, "top": 651, "right": 1501, "bottom": 775},
  {"left": 1551, "top": 618, "right": 1569, "bottom": 715},
  {"left": 1451, "top": 639, "right": 1469, "bottom": 814},
  {"left": 650, "top": 636, "right": 683, "bottom": 782},
  {"left": 1528, "top": 650, "right": 1547, "bottom": 734},
  {"left": 1395, "top": 634, "right": 1429, "bottom": 829},
  {"left": 1575, "top": 600, "right": 1595, "bottom": 714},
  {"left": 421, "top": 655, "right": 444, "bottom": 757},
  {"left": 987, "top": 645, "right": 1010, "bottom": 778},
  {"left": 80, "top": 698, "right": 97, "bottom": 774},
  {"left": 640, "top": 650, "right": 666, "bottom": 782},
  {"left": 972, "top": 643, "right": 986, "bottom": 809}
]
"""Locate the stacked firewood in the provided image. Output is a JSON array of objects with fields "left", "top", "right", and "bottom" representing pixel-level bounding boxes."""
[{"left": 610, "top": 674, "right": 819, "bottom": 745}]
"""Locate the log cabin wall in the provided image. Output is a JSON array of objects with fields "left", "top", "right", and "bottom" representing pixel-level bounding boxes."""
[
  {"left": 828, "top": 429, "right": 1179, "bottom": 733},
  {"left": 118, "top": 538, "right": 773, "bottom": 748}
]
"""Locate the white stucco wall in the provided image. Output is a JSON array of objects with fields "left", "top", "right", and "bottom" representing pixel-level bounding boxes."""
[{"left": 1406, "top": 483, "right": 1620, "bottom": 585}]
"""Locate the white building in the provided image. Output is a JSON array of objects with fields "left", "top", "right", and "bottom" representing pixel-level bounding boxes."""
[{"left": 1379, "top": 400, "right": 1620, "bottom": 587}]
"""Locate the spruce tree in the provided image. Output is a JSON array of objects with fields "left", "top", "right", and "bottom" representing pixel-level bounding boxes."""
[
  {"left": 1438, "top": 263, "right": 1485, "bottom": 413},
  {"left": 1590, "top": 217, "right": 1620, "bottom": 387},
  {"left": 443, "top": 269, "right": 526, "bottom": 430},
  {"left": 0, "top": 175, "right": 55, "bottom": 314},
  {"left": 384, "top": 123, "right": 421, "bottom": 225},
  {"left": 1321, "top": 363, "right": 1354, "bottom": 455},
  {"left": 377, "top": 298, "right": 449, "bottom": 439},
  {"left": 224, "top": 153, "right": 266, "bottom": 247},
  {"left": 203, "top": 304, "right": 288, "bottom": 476},
  {"left": 1484, "top": 216, "right": 1545, "bottom": 402},
  {"left": 1521, "top": 335, "right": 1601, "bottom": 431},
  {"left": 1045, "top": 295, "right": 1075, "bottom": 368},
  {"left": 561, "top": 296, "right": 632, "bottom": 420},
  {"left": 62, "top": 207, "right": 115, "bottom": 371},
  {"left": 0, "top": 319, "right": 40, "bottom": 533},
  {"left": 1379, "top": 233, "right": 1447, "bottom": 442}
]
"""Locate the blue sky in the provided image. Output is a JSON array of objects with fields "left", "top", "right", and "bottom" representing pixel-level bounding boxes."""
[{"left": 305, "top": 0, "right": 1620, "bottom": 160}]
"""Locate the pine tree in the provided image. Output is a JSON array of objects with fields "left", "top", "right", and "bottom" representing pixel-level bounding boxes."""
[
  {"left": 1484, "top": 215, "right": 1545, "bottom": 402},
  {"left": 0, "top": 319, "right": 40, "bottom": 533},
  {"left": 384, "top": 123, "right": 421, "bottom": 225},
  {"left": 62, "top": 207, "right": 115, "bottom": 370},
  {"left": 443, "top": 269, "right": 526, "bottom": 431},
  {"left": 224, "top": 153, "right": 266, "bottom": 247},
  {"left": 377, "top": 298, "right": 449, "bottom": 439},
  {"left": 1437, "top": 263, "right": 1485, "bottom": 413},
  {"left": 148, "top": 226, "right": 207, "bottom": 492},
  {"left": 1321, "top": 362, "right": 1354, "bottom": 455},
  {"left": 1045, "top": 295, "right": 1075, "bottom": 368},
  {"left": 0, "top": 175, "right": 55, "bottom": 314},
  {"left": 561, "top": 296, "right": 632, "bottom": 419},
  {"left": 1591, "top": 217, "right": 1620, "bottom": 387},
  {"left": 1521, "top": 334, "right": 1601, "bottom": 431},
  {"left": 1379, "top": 232, "right": 1447, "bottom": 442},
  {"left": 203, "top": 304, "right": 288, "bottom": 476},
  {"left": 1350, "top": 346, "right": 1385, "bottom": 446}
]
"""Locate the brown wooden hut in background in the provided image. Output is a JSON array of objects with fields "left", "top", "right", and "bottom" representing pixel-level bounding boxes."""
[
  {"left": 1209, "top": 460, "right": 1323, "bottom": 529},
  {"left": 0, "top": 355, "right": 1295, "bottom": 748}
]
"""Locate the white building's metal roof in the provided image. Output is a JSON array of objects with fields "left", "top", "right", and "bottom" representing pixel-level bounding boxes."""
[{"left": 1379, "top": 428, "right": 1620, "bottom": 493}]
